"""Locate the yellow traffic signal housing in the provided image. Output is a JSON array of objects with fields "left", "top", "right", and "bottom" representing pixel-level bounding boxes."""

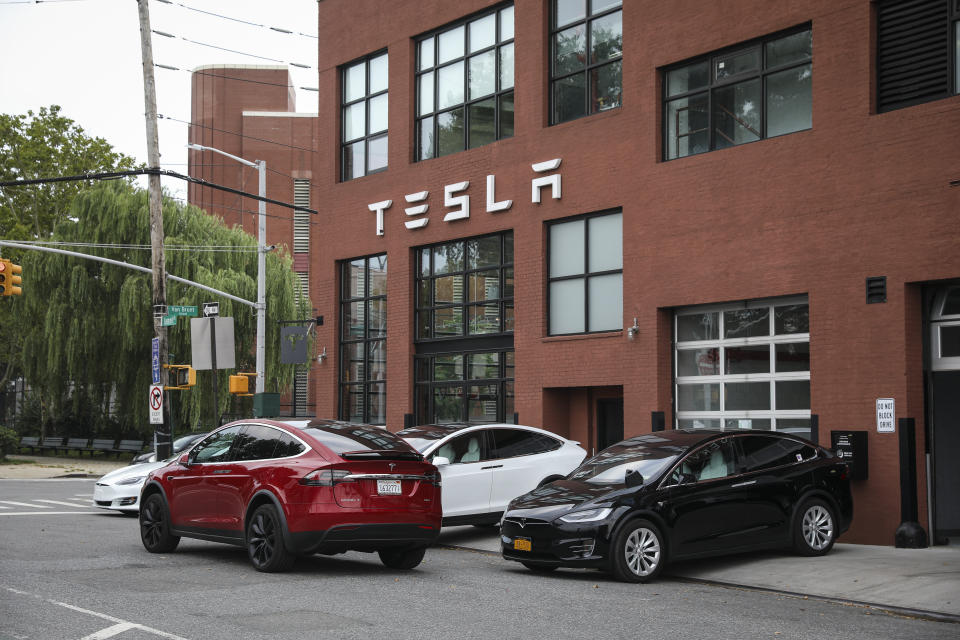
[
  {"left": 163, "top": 364, "right": 196, "bottom": 390},
  {"left": 229, "top": 372, "right": 257, "bottom": 397},
  {"left": 0, "top": 259, "right": 22, "bottom": 296}
]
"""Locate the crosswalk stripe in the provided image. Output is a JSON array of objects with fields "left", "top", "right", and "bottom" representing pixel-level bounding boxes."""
[
  {"left": 36, "top": 499, "right": 90, "bottom": 508},
  {"left": 0, "top": 505, "right": 9, "bottom": 509},
  {"left": 0, "top": 500, "right": 51, "bottom": 508}
]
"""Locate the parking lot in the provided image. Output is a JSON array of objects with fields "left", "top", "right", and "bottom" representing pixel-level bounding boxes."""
[{"left": 1, "top": 478, "right": 956, "bottom": 640}]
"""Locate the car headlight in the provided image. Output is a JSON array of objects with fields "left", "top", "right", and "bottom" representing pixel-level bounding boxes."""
[
  {"left": 116, "top": 476, "right": 146, "bottom": 486},
  {"left": 557, "top": 507, "right": 612, "bottom": 523}
]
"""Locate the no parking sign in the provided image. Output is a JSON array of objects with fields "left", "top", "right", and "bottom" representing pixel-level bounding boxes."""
[{"left": 149, "top": 384, "right": 164, "bottom": 425}]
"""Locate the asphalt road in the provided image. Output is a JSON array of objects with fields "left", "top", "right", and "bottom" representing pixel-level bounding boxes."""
[{"left": 0, "top": 479, "right": 955, "bottom": 640}]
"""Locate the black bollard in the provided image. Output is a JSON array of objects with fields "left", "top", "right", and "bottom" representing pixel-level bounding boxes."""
[{"left": 894, "top": 417, "right": 928, "bottom": 548}]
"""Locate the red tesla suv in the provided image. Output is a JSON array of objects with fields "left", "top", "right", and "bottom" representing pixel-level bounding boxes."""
[{"left": 138, "top": 419, "right": 442, "bottom": 572}]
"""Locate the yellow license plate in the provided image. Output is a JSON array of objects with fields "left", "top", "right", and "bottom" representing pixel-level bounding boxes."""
[{"left": 513, "top": 538, "right": 532, "bottom": 552}]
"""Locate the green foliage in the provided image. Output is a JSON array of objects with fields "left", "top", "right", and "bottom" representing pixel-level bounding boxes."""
[
  {"left": 0, "top": 425, "right": 17, "bottom": 461},
  {"left": 0, "top": 105, "right": 139, "bottom": 390},
  {"left": 19, "top": 181, "right": 310, "bottom": 436}
]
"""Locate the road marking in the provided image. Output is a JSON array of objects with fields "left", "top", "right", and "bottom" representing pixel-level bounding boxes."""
[
  {"left": 2, "top": 586, "right": 191, "bottom": 640},
  {"left": 80, "top": 622, "right": 138, "bottom": 640},
  {"left": 0, "top": 511, "right": 102, "bottom": 516},
  {"left": 0, "top": 500, "right": 52, "bottom": 508},
  {"left": 36, "top": 499, "right": 93, "bottom": 508}
]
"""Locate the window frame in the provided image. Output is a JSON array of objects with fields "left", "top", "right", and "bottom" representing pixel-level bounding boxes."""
[
  {"left": 673, "top": 295, "right": 811, "bottom": 434},
  {"left": 549, "top": 0, "right": 623, "bottom": 125},
  {"left": 415, "top": 348, "right": 515, "bottom": 425},
  {"left": 415, "top": 3, "right": 515, "bottom": 161},
  {"left": 341, "top": 50, "right": 389, "bottom": 181},
  {"left": 546, "top": 209, "right": 623, "bottom": 336},
  {"left": 415, "top": 232, "right": 514, "bottom": 341},
  {"left": 661, "top": 24, "right": 812, "bottom": 161},
  {"left": 339, "top": 253, "right": 388, "bottom": 425}
]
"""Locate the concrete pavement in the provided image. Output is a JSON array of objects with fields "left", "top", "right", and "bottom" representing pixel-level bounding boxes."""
[
  {"left": 4, "top": 456, "right": 957, "bottom": 623},
  {"left": 438, "top": 525, "right": 960, "bottom": 623}
]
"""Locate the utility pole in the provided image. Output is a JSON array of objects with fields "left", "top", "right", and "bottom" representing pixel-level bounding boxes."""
[{"left": 138, "top": 0, "right": 171, "bottom": 459}]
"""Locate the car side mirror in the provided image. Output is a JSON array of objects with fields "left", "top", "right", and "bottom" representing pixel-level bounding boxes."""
[
  {"left": 179, "top": 453, "right": 192, "bottom": 467},
  {"left": 624, "top": 468, "right": 644, "bottom": 488},
  {"left": 432, "top": 456, "right": 450, "bottom": 467}
]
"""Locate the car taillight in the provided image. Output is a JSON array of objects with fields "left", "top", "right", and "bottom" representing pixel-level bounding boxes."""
[
  {"left": 299, "top": 469, "right": 350, "bottom": 486},
  {"left": 425, "top": 470, "right": 442, "bottom": 487}
]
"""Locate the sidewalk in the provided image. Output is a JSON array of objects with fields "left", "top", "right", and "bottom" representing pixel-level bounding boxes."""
[
  {"left": 437, "top": 526, "right": 960, "bottom": 623},
  {"left": 0, "top": 455, "right": 127, "bottom": 479}
]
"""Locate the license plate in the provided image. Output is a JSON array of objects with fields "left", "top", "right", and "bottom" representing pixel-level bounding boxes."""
[
  {"left": 513, "top": 537, "right": 532, "bottom": 552},
  {"left": 377, "top": 479, "right": 402, "bottom": 495}
]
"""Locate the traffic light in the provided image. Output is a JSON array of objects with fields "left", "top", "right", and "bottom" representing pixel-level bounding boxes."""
[
  {"left": 229, "top": 372, "right": 257, "bottom": 396},
  {"left": 163, "top": 364, "right": 196, "bottom": 390},
  {"left": 0, "top": 259, "right": 22, "bottom": 296}
]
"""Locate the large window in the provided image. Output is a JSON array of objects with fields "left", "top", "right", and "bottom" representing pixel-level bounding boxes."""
[
  {"left": 673, "top": 297, "right": 811, "bottom": 439},
  {"left": 877, "top": 0, "right": 960, "bottom": 112},
  {"left": 342, "top": 51, "right": 388, "bottom": 180},
  {"left": 550, "top": 0, "right": 622, "bottom": 124},
  {"left": 664, "top": 26, "right": 812, "bottom": 160},
  {"left": 415, "top": 350, "right": 515, "bottom": 424},
  {"left": 416, "top": 233, "right": 514, "bottom": 339},
  {"left": 547, "top": 210, "right": 622, "bottom": 335},
  {"left": 340, "top": 255, "right": 387, "bottom": 424},
  {"left": 416, "top": 4, "right": 515, "bottom": 160}
]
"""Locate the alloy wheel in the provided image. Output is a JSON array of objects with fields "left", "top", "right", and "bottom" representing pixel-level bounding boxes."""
[
  {"left": 624, "top": 527, "right": 661, "bottom": 577},
  {"left": 802, "top": 504, "right": 834, "bottom": 551},
  {"left": 248, "top": 511, "right": 278, "bottom": 568},
  {"left": 140, "top": 500, "right": 163, "bottom": 548}
]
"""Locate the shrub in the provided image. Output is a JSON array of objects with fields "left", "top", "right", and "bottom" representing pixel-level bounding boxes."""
[{"left": 0, "top": 426, "right": 19, "bottom": 461}]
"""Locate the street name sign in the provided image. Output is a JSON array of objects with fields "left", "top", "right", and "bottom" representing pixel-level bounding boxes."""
[
  {"left": 149, "top": 384, "right": 164, "bottom": 424},
  {"left": 161, "top": 314, "right": 177, "bottom": 327},
  {"left": 169, "top": 305, "right": 198, "bottom": 317},
  {"left": 151, "top": 338, "right": 160, "bottom": 384}
]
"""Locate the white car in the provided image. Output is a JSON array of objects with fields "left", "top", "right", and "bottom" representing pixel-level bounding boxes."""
[
  {"left": 92, "top": 458, "right": 169, "bottom": 515},
  {"left": 397, "top": 423, "right": 586, "bottom": 526}
]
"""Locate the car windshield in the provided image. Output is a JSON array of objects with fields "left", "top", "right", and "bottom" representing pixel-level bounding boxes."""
[
  {"left": 397, "top": 424, "right": 468, "bottom": 453},
  {"left": 567, "top": 435, "right": 685, "bottom": 485}
]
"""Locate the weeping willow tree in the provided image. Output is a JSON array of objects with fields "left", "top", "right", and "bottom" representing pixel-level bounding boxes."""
[{"left": 20, "top": 181, "right": 310, "bottom": 435}]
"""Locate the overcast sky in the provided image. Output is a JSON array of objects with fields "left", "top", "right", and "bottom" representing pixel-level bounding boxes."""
[{"left": 0, "top": 0, "right": 318, "bottom": 199}]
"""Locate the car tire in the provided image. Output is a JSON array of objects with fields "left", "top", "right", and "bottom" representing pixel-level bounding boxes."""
[
  {"left": 609, "top": 518, "right": 665, "bottom": 583},
  {"left": 139, "top": 493, "right": 180, "bottom": 554},
  {"left": 536, "top": 475, "right": 565, "bottom": 488},
  {"left": 378, "top": 546, "right": 427, "bottom": 570},
  {"left": 793, "top": 498, "right": 837, "bottom": 557},
  {"left": 246, "top": 504, "right": 295, "bottom": 573},
  {"left": 521, "top": 562, "right": 557, "bottom": 573}
]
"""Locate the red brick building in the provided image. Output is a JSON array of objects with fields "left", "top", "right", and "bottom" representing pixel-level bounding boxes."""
[{"left": 188, "top": 0, "right": 960, "bottom": 547}]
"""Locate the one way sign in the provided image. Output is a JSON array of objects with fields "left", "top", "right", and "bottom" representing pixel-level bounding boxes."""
[{"left": 202, "top": 302, "right": 219, "bottom": 317}]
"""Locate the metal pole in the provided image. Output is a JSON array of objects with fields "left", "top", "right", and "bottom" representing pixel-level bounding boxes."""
[
  {"left": 137, "top": 0, "right": 171, "bottom": 460},
  {"left": 256, "top": 160, "right": 266, "bottom": 395},
  {"left": 210, "top": 317, "right": 219, "bottom": 427}
]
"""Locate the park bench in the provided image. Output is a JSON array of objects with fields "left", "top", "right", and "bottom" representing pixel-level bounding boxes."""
[
  {"left": 63, "top": 438, "right": 92, "bottom": 455},
  {"left": 89, "top": 439, "right": 117, "bottom": 456},
  {"left": 114, "top": 439, "right": 146, "bottom": 458},
  {"left": 38, "top": 437, "right": 66, "bottom": 455},
  {"left": 18, "top": 436, "right": 40, "bottom": 453}
]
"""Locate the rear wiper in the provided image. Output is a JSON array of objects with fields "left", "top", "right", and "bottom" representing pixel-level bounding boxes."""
[{"left": 340, "top": 449, "right": 424, "bottom": 461}]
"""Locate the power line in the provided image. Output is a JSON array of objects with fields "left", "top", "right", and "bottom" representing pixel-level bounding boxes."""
[
  {"left": 154, "top": 63, "right": 318, "bottom": 92},
  {"left": 160, "top": 114, "right": 317, "bottom": 154},
  {"left": 153, "top": 0, "right": 318, "bottom": 40},
  {"left": 151, "top": 29, "right": 313, "bottom": 69},
  {"left": 13, "top": 239, "right": 257, "bottom": 253}
]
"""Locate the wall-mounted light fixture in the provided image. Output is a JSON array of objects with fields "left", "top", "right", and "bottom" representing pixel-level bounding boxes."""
[
  {"left": 316, "top": 346, "right": 327, "bottom": 363},
  {"left": 627, "top": 318, "right": 639, "bottom": 340}
]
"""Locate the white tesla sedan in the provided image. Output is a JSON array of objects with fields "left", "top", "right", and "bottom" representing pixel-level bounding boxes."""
[
  {"left": 397, "top": 423, "right": 586, "bottom": 526},
  {"left": 92, "top": 458, "right": 169, "bottom": 515}
]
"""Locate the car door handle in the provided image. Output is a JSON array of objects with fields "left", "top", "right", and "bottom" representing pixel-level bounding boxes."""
[
  {"left": 481, "top": 464, "right": 503, "bottom": 470},
  {"left": 731, "top": 480, "right": 756, "bottom": 488},
  {"left": 212, "top": 469, "right": 231, "bottom": 474}
]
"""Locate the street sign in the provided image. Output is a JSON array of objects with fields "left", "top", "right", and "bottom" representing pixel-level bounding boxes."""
[
  {"left": 169, "top": 305, "right": 198, "bottom": 317},
  {"left": 202, "top": 302, "right": 219, "bottom": 317},
  {"left": 151, "top": 338, "right": 160, "bottom": 384},
  {"left": 876, "top": 398, "right": 895, "bottom": 433},
  {"left": 161, "top": 314, "right": 177, "bottom": 327},
  {"left": 149, "top": 384, "right": 164, "bottom": 424}
]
